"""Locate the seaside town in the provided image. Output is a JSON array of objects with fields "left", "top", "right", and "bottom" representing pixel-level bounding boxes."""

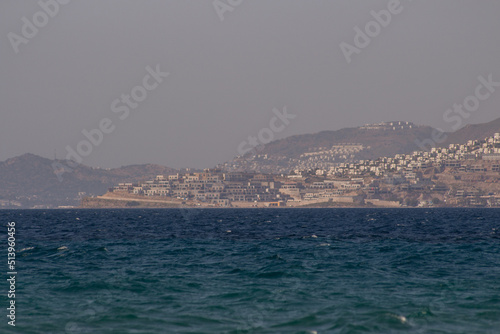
[{"left": 89, "top": 132, "right": 500, "bottom": 208}]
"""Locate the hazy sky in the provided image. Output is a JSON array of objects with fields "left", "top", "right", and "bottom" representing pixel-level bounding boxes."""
[{"left": 1, "top": 0, "right": 499, "bottom": 169}]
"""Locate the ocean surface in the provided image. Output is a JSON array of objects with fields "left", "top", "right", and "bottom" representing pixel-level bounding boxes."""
[{"left": 1, "top": 208, "right": 500, "bottom": 334}]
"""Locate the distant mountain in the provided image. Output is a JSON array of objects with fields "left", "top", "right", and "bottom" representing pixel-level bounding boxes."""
[{"left": 0, "top": 154, "right": 177, "bottom": 208}]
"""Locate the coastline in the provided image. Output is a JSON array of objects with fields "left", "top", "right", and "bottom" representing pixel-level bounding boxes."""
[{"left": 78, "top": 192, "right": 490, "bottom": 209}]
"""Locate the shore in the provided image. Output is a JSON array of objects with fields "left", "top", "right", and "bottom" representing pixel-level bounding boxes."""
[{"left": 79, "top": 192, "right": 478, "bottom": 209}]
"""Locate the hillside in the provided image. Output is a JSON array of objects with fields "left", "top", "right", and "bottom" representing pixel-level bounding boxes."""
[
  {"left": 223, "top": 118, "right": 500, "bottom": 173},
  {"left": 255, "top": 124, "right": 435, "bottom": 160},
  {"left": 0, "top": 154, "right": 177, "bottom": 208},
  {"left": 441, "top": 117, "right": 500, "bottom": 147}
]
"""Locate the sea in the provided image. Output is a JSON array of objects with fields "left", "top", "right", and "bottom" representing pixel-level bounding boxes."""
[{"left": 1, "top": 208, "right": 500, "bottom": 334}]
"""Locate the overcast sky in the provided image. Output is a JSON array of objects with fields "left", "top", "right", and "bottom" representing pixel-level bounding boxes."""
[{"left": 1, "top": 0, "right": 499, "bottom": 169}]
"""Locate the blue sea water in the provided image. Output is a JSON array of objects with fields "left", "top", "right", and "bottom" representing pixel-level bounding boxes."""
[{"left": 1, "top": 208, "right": 500, "bottom": 334}]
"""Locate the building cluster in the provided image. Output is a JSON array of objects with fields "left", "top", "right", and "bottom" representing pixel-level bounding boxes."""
[
  {"left": 326, "top": 133, "right": 500, "bottom": 177},
  {"left": 114, "top": 170, "right": 286, "bottom": 207},
  {"left": 294, "top": 143, "right": 368, "bottom": 171},
  {"left": 360, "top": 121, "right": 415, "bottom": 131},
  {"left": 221, "top": 144, "right": 368, "bottom": 174},
  {"left": 221, "top": 154, "right": 295, "bottom": 174},
  {"left": 112, "top": 169, "right": 375, "bottom": 207},
  {"left": 0, "top": 200, "right": 22, "bottom": 208},
  {"left": 113, "top": 133, "right": 500, "bottom": 207}
]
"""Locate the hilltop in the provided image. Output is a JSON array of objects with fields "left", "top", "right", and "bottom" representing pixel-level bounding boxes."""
[{"left": 0, "top": 154, "right": 177, "bottom": 208}]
